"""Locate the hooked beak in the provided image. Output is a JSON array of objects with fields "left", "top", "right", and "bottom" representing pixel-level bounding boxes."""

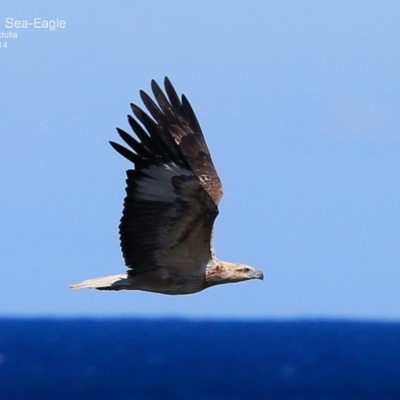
[{"left": 253, "top": 269, "right": 264, "bottom": 280}]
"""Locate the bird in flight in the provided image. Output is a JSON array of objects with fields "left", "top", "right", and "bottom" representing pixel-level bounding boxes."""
[{"left": 71, "top": 78, "right": 263, "bottom": 294}]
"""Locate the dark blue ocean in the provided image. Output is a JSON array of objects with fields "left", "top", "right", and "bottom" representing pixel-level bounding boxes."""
[{"left": 0, "top": 319, "right": 399, "bottom": 399}]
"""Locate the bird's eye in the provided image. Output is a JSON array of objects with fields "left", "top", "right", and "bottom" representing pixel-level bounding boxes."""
[{"left": 243, "top": 268, "right": 250, "bottom": 273}]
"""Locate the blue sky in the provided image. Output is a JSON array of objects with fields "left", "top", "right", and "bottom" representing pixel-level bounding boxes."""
[{"left": 1, "top": 1, "right": 399, "bottom": 319}]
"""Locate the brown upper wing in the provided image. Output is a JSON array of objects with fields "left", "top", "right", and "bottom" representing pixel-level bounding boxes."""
[{"left": 139, "top": 78, "right": 223, "bottom": 205}]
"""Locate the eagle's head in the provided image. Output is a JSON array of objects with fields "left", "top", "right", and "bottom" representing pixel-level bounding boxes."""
[{"left": 205, "top": 261, "right": 264, "bottom": 288}]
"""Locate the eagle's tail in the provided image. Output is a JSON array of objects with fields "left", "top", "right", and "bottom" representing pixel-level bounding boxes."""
[{"left": 70, "top": 273, "right": 129, "bottom": 291}]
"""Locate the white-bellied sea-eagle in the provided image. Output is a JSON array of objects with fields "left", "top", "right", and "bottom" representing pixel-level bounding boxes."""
[{"left": 71, "top": 78, "right": 263, "bottom": 294}]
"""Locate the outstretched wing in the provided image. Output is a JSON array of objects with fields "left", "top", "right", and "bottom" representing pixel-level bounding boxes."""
[{"left": 110, "top": 77, "right": 223, "bottom": 277}]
